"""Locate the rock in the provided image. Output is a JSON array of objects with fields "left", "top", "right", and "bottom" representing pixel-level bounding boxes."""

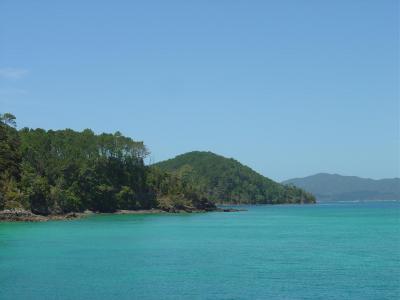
[
  {"left": 0, "top": 209, "right": 89, "bottom": 222},
  {"left": 0, "top": 209, "right": 47, "bottom": 222},
  {"left": 216, "top": 208, "right": 247, "bottom": 212}
]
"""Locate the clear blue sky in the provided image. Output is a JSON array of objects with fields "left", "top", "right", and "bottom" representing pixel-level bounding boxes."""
[{"left": 0, "top": 0, "right": 399, "bottom": 181}]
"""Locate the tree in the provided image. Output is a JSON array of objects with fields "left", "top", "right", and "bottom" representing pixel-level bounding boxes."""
[
  {"left": 0, "top": 112, "right": 21, "bottom": 180},
  {"left": 26, "top": 176, "right": 51, "bottom": 215}
]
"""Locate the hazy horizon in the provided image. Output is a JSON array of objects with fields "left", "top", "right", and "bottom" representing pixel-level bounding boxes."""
[{"left": 1, "top": 0, "right": 399, "bottom": 181}]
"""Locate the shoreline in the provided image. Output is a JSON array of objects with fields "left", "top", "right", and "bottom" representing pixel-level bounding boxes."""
[
  {"left": 0, "top": 207, "right": 245, "bottom": 222},
  {"left": 0, "top": 209, "right": 91, "bottom": 222}
]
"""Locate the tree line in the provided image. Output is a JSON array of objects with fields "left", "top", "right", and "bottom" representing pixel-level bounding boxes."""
[{"left": 0, "top": 113, "right": 214, "bottom": 214}]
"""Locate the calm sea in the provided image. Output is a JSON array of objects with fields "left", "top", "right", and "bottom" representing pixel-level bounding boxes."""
[{"left": 1, "top": 201, "right": 399, "bottom": 300}]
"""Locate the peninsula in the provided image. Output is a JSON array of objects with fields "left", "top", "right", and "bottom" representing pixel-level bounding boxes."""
[{"left": 0, "top": 113, "right": 314, "bottom": 221}]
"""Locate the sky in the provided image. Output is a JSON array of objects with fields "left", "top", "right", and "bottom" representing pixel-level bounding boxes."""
[{"left": 0, "top": 0, "right": 399, "bottom": 181}]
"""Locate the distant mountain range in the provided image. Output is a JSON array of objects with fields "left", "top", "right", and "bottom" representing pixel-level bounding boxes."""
[{"left": 283, "top": 173, "right": 400, "bottom": 201}]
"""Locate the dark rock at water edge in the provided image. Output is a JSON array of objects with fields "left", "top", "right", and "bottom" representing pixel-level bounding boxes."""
[
  {"left": 0, "top": 205, "right": 245, "bottom": 222},
  {"left": 0, "top": 209, "right": 89, "bottom": 222},
  {"left": 0, "top": 209, "right": 47, "bottom": 222}
]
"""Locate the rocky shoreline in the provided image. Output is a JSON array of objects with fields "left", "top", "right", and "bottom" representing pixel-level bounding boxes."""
[
  {"left": 0, "top": 209, "right": 91, "bottom": 222},
  {"left": 0, "top": 207, "right": 245, "bottom": 222}
]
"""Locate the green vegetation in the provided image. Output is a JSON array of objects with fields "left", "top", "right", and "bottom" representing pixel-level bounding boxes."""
[
  {"left": 0, "top": 113, "right": 215, "bottom": 214},
  {"left": 154, "top": 151, "right": 315, "bottom": 204},
  {"left": 0, "top": 113, "right": 314, "bottom": 215}
]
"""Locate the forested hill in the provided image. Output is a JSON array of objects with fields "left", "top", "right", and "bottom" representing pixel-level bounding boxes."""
[
  {"left": 154, "top": 151, "right": 315, "bottom": 204},
  {"left": 0, "top": 113, "right": 216, "bottom": 214},
  {"left": 283, "top": 173, "right": 400, "bottom": 201}
]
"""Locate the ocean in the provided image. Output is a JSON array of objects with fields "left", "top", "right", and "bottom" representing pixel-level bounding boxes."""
[{"left": 1, "top": 201, "right": 399, "bottom": 299}]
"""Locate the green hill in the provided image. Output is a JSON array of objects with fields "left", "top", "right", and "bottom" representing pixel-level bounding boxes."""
[
  {"left": 0, "top": 113, "right": 217, "bottom": 214},
  {"left": 154, "top": 151, "right": 315, "bottom": 204}
]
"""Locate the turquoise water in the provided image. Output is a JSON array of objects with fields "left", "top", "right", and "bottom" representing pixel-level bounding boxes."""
[{"left": 1, "top": 202, "right": 399, "bottom": 300}]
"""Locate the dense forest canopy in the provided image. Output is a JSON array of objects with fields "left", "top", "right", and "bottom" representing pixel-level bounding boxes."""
[
  {"left": 0, "top": 113, "right": 314, "bottom": 215},
  {"left": 154, "top": 151, "right": 315, "bottom": 204}
]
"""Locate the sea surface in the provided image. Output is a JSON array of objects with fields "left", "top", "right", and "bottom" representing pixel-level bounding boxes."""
[{"left": 0, "top": 201, "right": 399, "bottom": 300}]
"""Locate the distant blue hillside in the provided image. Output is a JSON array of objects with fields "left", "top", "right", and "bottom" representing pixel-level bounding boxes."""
[{"left": 283, "top": 173, "right": 400, "bottom": 201}]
